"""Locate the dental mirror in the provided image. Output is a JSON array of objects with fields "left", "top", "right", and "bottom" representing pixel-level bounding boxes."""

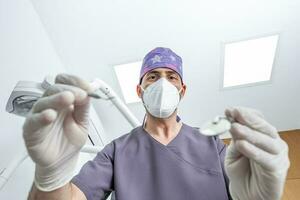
[{"left": 200, "top": 116, "right": 234, "bottom": 136}]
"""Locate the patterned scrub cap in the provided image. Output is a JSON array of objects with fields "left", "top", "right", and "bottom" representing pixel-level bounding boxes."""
[{"left": 139, "top": 47, "right": 183, "bottom": 83}]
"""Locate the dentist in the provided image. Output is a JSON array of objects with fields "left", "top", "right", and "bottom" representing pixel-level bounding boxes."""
[{"left": 25, "top": 47, "right": 290, "bottom": 200}]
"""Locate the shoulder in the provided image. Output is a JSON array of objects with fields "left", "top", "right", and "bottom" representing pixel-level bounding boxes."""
[
  {"left": 111, "top": 126, "right": 142, "bottom": 146},
  {"left": 99, "top": 126, "right": 144, "bottom": 155},
  {"left": 182, "top": 123, "right": 225, "bottom": 151},
  {"left": 182, "top": 123, "right": 212, "bottom": 141}
]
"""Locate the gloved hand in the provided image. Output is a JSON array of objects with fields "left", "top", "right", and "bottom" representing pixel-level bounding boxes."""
[
  {"left": 224, "top": 107, "right": 290, "bottom": 200},
  {"left": 23, "top": 74, "right": 95, "bottom": 191}
]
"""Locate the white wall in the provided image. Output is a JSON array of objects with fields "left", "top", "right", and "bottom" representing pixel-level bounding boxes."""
[
  {"left": 0, "top": 0, "right": 103, "bottom": 197},
  {"left": 0, "top": 0, "right": 77, "bottom": 198}
]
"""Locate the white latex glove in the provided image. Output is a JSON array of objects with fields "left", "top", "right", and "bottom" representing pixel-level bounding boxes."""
[
  {"left": 224, "top": 107, "right": 290, "bottom": 200},
  {"left": 23, "top": 74, "right": 94, "bottom": 191}
]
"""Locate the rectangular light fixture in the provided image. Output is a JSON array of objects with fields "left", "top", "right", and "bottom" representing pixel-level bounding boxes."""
[
  {"left": 114, "top": 61, "right": 142, "bottom": 104},
  {"left": 222, "top": 34, "right": 279, "bottom": 88}
]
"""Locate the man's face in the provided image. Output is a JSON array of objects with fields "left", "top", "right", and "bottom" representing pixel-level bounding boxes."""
[{"left": 136, "top": 67, "right": 186, "bottom": 99}]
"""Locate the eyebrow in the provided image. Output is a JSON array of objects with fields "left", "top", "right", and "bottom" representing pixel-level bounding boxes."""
[{"left": 147, "top": 70, "right": 178, "bottom": 75}]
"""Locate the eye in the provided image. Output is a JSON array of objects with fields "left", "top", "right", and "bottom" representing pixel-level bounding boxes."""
[
  {"left": 147, "top": 74, "right": 157, "bottom": 81},
  {"left": 168, "top": 74, "right": 178, "bottom": 81}
]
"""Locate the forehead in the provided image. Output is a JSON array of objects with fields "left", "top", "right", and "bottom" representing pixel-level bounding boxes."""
[
  {"left": 146, "top": 67, "right": 178, "bottom": 75},
  {"left": 140, "top": 67, "right": 182, "bottom": 85}
]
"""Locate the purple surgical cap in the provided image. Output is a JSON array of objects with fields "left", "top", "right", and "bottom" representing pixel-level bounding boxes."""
[{"left": 139, "top": 47, "right": 183, "bottom": 83}]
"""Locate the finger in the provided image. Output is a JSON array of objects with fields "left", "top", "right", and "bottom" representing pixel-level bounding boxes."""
[
  {"left": 63, "top": 107, "right": 88, "bottom": 147},
  {"left": 32, "top": 91, "right": 75, "bottom": 113},
  {"left": 55, "top": 75, "right": 93, "bottom": 125},
  {"left": 226, "top": 106, "right": 265, "bottom": 119},
  {"left": 73, "top": 99, "right": 90, "bottom": 126},
  {"left": 42, "top": 84, "right": 87, "bottom": 104},
  {"left": 225, "top": 140, "right": 243, "bottom": 162},
  {"left": 225, "top": 140, "right": 250, "bottom": 176},
  {"left": 55, "top": 73, "right": 93, "bottom": 93},
  {"left": 23, "top": 109, "right": 57, "bottom": 135},
  {"left": 235, "top": 139, "right": 277, "bottom": 170},
  {"left": 43, "top": 83, "right": 91, "bottom": 126},
  {"left": 48, "top": 84, "right": 91, "bottom": 126},
  {"left": 230, "top": 123, "right": 282, "bottom": 154},
  {"left": 225, "top": 107, "right": 278, "bottom": 138}
]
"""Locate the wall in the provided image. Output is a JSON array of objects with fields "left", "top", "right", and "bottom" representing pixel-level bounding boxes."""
[{"left": 0, "top": 0, "right": 84, "bottom": 198}]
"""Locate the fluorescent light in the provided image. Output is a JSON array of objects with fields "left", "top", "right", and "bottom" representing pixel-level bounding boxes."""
[
  {"left": 114, "top": 61, "right": 142, "bottom": 104},
  {"left": 223, "top": 34, "right": 279, "bottom": 88}
]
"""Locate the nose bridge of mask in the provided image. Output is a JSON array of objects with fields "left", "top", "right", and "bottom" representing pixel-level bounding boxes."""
[
  {"left": 150, "top": 78, "right": 169, "bottom": 108},
  {"left": 160, "top": 78, "right": 171, "bottom": 108},
  {"left": 142, "top": 78, "right": 180, "bottom": 92},
  {"left": 159, "top": 78, "right": 181, "bottom": 111}
]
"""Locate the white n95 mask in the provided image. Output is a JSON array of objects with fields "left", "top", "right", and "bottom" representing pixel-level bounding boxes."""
[{"left": 141, "top": 78, "right": 182, "bottom": 118}]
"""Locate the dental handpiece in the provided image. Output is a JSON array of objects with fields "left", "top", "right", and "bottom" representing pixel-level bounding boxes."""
[{"left": 87, "top": 92, "right": 101, "bottom": 99}]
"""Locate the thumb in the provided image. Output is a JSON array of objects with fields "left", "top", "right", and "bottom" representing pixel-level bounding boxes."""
[
  {"left": 225, "top": 140, "right": 242, "bottom": 163},
  {"left": 73, "top": 97, "right": 91, "bottom": 127},
  {"left": 225, "top": 140, "right": 250, "bottom": 178}
]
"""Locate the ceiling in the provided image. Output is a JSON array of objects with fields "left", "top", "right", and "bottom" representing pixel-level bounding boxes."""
[{"left": 29, "top": 0, "right": 300, "bottom": 140}]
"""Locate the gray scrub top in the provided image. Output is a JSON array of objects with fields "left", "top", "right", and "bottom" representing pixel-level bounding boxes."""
[{"left": 71, "top": 123, "right": 231, "bottom": 200}]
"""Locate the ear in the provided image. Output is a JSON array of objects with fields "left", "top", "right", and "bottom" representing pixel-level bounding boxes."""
[
  {"left": 136, "top": 84, "right": 142, "bottom": 98},
  {"left": 180, "top": 84, "right": 187, "bottom": 98}
]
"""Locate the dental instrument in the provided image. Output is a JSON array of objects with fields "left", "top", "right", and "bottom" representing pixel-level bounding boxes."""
[
  {"left": 200, "top": 116, "right": 235, "bottom": 136},
  {"left": 2, "top": 76, "right": 141, "bottom": 192}
]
